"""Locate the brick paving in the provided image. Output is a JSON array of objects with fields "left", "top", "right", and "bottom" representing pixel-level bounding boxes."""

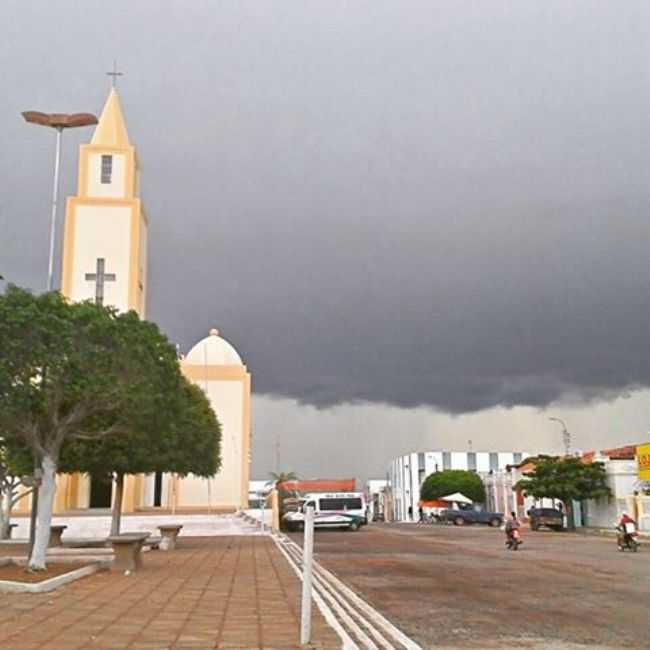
[{"left": 0, "top": 536, "right": 341, "bottom": 650}]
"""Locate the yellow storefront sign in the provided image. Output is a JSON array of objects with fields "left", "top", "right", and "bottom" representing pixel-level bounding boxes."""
[{"left": 638, "top": 444, "right": 650, "bottom": 481}]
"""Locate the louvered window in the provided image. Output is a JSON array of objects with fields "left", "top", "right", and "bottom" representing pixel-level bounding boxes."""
[{"left": 101, "top": 155, "right": 113, "bottom": 184}]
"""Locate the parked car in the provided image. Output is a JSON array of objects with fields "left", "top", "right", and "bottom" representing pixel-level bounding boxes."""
[
  {"left": 439, "top": 505, "right": 503, "bottom": 527},
  {"left": 528, "top": 507, "right": 564, "bottom": 531}
]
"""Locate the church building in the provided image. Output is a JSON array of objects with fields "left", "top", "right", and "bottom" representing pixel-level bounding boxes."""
[{"left": 15, "top": 87, "right": 251, "bottom": 514}]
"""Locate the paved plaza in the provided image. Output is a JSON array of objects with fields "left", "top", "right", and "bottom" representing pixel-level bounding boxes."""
[
  {"left": 291, "top": 523, "right": 650, "bottom": 649},
  {"left": 0, "top": 535, "right": 340, "bottom": 649}
]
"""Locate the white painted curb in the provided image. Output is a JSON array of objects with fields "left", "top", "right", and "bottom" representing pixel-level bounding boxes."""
[
  {"left": 0, "top": 560, "right": 109, "bottom": 593},
  {"left": 273, "top": 533, "right": 357, "bottom": 650},
  {"left": 272, "top": 533, "right": 423, "bottom": 650}
]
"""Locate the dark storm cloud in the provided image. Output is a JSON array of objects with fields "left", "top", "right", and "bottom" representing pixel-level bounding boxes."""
[{"left": 3, "top": 1, "right": 650, "bottom": 414}]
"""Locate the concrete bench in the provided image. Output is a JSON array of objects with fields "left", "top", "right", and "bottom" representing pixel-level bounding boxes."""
[
  {"left": 157, "top": 524, "right": 183, "bottom": 551},
  {"left": 49, "top": 524, "right": 68, "bottom": 547},
  {"left": 107, "top": 532, "right": 151, "bottom": 573}
]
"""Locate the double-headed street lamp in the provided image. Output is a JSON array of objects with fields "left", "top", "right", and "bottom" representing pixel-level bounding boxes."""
[
  {"left": 21, "top": 110, "right": 98, "bottom": 291},
  {"left": 549, "top": 416, "right": 571, "bottom": 457}
]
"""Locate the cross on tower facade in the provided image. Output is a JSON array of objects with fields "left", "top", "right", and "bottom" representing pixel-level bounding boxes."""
[
  {"left": 85, "top": 258, "right": 116, "bottom": 305},
  {"left": 106, "top": 60, "right": 123, "bottom": 88}
]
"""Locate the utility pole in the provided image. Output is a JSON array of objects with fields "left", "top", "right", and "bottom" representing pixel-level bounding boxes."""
[{"left": 549, "top": 417, "right": 571, "bottom": 456}]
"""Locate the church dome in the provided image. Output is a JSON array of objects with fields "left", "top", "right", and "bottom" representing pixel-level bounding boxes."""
[{"left": 184, "top": 328, "right": 243, "bottom": 366}]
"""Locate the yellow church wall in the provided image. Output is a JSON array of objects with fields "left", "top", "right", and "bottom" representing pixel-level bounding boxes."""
[
  {"left": 48, "top": 88, "right": 153, "bottom": 515},
  {"left": 241, "top": 372, "right": 252, "bottom": 507},
  {"left": 127, "top": 206, "right": 145, "bottom": 317},
  {"left": 13, "top": 486, "right": 31, "bottom": 514},
  {"left": 78, "top": 144, "right": 136, "bottom": 200},
  {"left": 60, "top": 197, "right": 77, "bottom": 299},
  {"left": 136, "top": 213, "right": 148, "bottom": 315},
  {"left": 51, "top": 89, "right": 251, "bottom": 516},
  {"left": 46, "top": 473, "right": 143, "bottom": 514},
  {"left": 86, "top": 153, "right": 127, "bottom": 198},
  {"left": 76, "top": 476, "right": 91, "bottom": 509},
  {"left": 121, "top": 474, "right": 143, "bottom": 513},
  {"left": 61, "top": 198, "right": 144, "bottom": 315},
  {"left": 180, "top": 363, "right": 251, "bottom": 510},
  {"left": 182, "top": 365, "right": 249, "bottom": 381},
  {"left": 52, "top": 475, "right": 70, "bottom": 513},
  {"left": 177, "top": 379, "right": 244, "bottom": 507},
  {"left": 10, "top": 477, "right": 78, "bottom": 515},
  {"left": 68, "top": 204, "right": 132, "bottom": 308},
  {"left": 67, "top": 473, "right": 80, "bottom": 510}
]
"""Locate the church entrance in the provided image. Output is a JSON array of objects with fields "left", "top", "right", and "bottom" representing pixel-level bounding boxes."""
[
  {"left": 89, "top": 475, "right": 113, "bottom": 508},
  {"left": 154, "top": 472, "right": 163, "bottom": 507}
]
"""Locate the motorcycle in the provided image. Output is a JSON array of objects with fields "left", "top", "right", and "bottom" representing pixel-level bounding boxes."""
[
  {"left": 617, "top": 526, "right": 640, "bottom": 552},
  {"left": 505, "top": 528, "right": 523, "bottom": 551}
]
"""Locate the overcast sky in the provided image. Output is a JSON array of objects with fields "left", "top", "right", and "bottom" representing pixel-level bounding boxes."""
[{"left": 2, "top": 1, "right": 650, "bottom": 484}]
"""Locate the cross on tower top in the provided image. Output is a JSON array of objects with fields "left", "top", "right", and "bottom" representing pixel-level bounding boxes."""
[{"left": 106, "top": 60, "right": 123, "bottom": 88}]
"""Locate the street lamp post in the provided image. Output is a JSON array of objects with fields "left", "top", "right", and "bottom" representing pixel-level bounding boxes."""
[
  {"left": 21, "top": 111, "right": 98, "bottom": 291},
  {"left": 549, "top": 417, "right": 571, "bottom": 457}
]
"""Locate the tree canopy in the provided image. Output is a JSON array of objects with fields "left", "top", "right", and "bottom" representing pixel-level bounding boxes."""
[
  {"left": 0, "top": 436, "right": 33, "bottom": 538},
  {"left": 420, "top": 470, "right": 486, "bottom": 503},
  {"left": 268, "top": 471, "right": 298, "bottom": 487},
  {"left": 61, "top": 375, "right": 221, "bottom": 534},
  {"left": 0, "top": 437, "right": 32, "bottom": 487},
  {"left": 0, "top": 286, "right": 221, "bottom": 566},
  {"left": 0, "top": 288, "right": 174, "bottom": 459},
  {"left": 60, "top": 350, "right": 221, "bottom": 481},
  {"left": 515, "top": 456, "right": 611, "bottom": 506}
]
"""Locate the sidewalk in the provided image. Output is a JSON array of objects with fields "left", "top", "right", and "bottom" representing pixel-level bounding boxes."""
[
  {"left": 0, "top": 536, "right": 341, "bottom": 649},
  {"left": 7, "top": 513, "right": 264, "bottom": 539}
]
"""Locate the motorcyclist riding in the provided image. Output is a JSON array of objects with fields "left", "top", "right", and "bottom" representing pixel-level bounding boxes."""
[
  {"left": 617, "top": 513, "right": 638, "bottom": 551},
  {"left": 505, "top": 511, "right": 521, "bottom": 549}
]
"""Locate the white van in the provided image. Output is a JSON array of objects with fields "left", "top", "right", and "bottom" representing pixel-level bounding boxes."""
[{"left": 283, "top": 492, "right": 367, "bottom": 532}]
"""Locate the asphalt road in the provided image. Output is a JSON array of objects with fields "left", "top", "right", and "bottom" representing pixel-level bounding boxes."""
[{"left": 289, "top": 523, "right": 648, "bottom": 649}]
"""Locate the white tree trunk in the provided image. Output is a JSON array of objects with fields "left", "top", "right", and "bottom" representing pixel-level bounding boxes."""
[
  {"left": 28, "top": 456, "right": 57, "bottom": 571},
  {"left": 0, "top": 489, "right": 9, "bottom": 539},
  {"left": 110, "top": 473, "right": 124, "bottom": 536}
]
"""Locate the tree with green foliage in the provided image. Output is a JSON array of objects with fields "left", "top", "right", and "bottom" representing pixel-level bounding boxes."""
[
  {"left": 515, "top": 456, "right": 611, "bottom": 529},
  {"left": 61, "top": 377, "right": 221, "bottom": 535},
  {"left": 0, "top": 287, "right": 191, "bottom": 570},
  {"left": 420, "top": 469, "right": 486, "bottom": 503},
  {"left": 268, "top": 471, "right": 298, "bottom": 488},
  {"left": 0, "top": 438, "right": 33, "bottom": 539}
]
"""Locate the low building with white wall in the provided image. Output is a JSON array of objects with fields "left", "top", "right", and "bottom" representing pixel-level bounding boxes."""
[
  {"left": 388, "top": 450, "right": 531, "bottom": 521},
  {"left": 501, "top": 443, "right": 650, "bottom": 531},
  {"left": 578, "top": 444, "right": 650, "bottom": 531},
  {"left": 365, "top": 479, "right": 389, "bottom": 522}
]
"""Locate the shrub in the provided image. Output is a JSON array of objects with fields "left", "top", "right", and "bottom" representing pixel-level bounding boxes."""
[{"left": 420, "top": 469, "right": 486, "bottom": 503}]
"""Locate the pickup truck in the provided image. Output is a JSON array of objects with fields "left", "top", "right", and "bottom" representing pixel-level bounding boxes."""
[{"left": 439, "top": 506, "right": 503, "bottom": 527}]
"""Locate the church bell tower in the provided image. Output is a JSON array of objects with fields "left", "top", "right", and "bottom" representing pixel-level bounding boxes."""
[{"left": 61, "top": 88, "right": 148, "bottom": 316}]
